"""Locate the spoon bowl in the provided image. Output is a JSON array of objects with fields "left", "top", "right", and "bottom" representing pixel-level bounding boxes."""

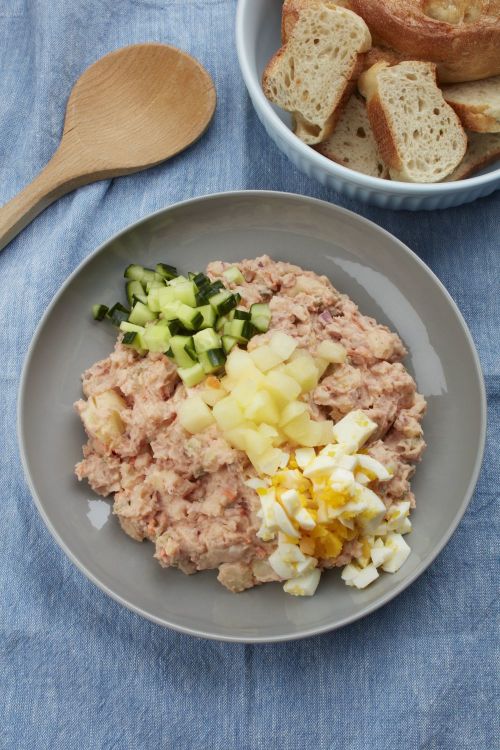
[{"left": 0, "top": 43, "right": 216, "bottom": 250}]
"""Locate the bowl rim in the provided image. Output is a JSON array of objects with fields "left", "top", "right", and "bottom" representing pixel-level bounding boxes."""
[
  {"left": 17, "top": 190, "right": 487, "bottom": 643},
  {"left": 235, "top": 0, "right": 500, "bottom": 195}
]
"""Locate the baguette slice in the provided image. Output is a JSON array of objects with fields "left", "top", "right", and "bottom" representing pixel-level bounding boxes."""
[
  {"left": 442, "top": 76, "right": 500, "bottom": 133},
  {"left": 263, "top": 2, "right": 371, "bottom": 145},
  {"left": 281, "top": 0, "right": 354, "bottom": 42},
  {"left": 316, "top": 94, "right": 389, "bottom": 177},
  {"left": 358, "top": 61, "right": 467, "bottom": 182},
  {"left": 444, "top": 132, "right": 500, "bottom": 180}
]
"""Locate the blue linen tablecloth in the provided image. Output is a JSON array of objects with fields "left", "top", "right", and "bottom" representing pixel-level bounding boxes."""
[{"left": 1, "top": 1, "right": 498, "bottom": 748}]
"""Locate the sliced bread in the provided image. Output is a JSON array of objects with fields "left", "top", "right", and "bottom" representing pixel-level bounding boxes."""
[
  {"left": 358, "top": 61, "right": 467, "bottom": 182},
  {"left": 442, "top": 76, "right": 500, "bottom": 133},
  {"left": 281, "top": 0, "right": 354, "bottom": 42},
  {"left": 262, "top": 2, "right": 371, "bottom": 145},
  {"left": 316, "top": 94, "right": 389, "bottom": 177},
  {"left": 444, "top": 132, "right": 500, "bottom": 180}
]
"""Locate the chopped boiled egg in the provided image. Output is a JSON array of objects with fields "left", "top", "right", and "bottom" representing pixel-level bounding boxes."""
[
  {"left": 332, "top": 410, "right": 377, "bottom": 452},
  {"left": 381, "top": 533, "right": 411, "bottom": 573},
  {"left": 283, "top": 568, "right": 321, "bottom": 596},
  {"left": 295, "top": 447, "right": 316, "bottom": 470}
]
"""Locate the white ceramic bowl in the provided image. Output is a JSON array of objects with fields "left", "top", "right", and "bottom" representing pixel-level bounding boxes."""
[{"left": 236, "top": 0, "right": 500, "bottom": 210}]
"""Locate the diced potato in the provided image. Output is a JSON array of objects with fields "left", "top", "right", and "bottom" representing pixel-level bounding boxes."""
[
  {"left": 199, "top": 385, "right": 227, "bottom": 407},
  {"left": 258, "top": 423, "right": 283, "bottom": 446},
  {"left": 212, "top": 396, "right": 245, "bottom": 431},
  {"left": 265, "top": 370, "right": 301, "bottom": 403},
  {"left": 298, "top": 420, "right": 334, "bottom": 447},
  {"left": 316, "top": 340, "right": 347, "bottom": 364},
  {"left": 249, "top": 345, "right": 283, "bottom": 372},
  {"left": 268, "top": 332, "right": 297, "bottom": 361},
  {"left": 282, "top": 412, "right": 312, "bottom": 442},
  {"left": 178, "top": 396, "right": 214, "bottom": 434},
  {"left": 244, "top": 390, "right": 280, "bottom": 424},
  {"left": 314, "top": 357, "right": 330, "bottom": 377},
  {"left": 251, "top": 448, "right": 289, "bottom": 475},
  {"left": 279, "top": 400, "right": 308, "bottom": 427},
  {"left": 226, "top": 349, "right": 263, "bottom": 382},
  {"left": 231, "top": 378, "right": 261, "bottom": 409},
  {"left": 82, "top": 390, "right": 127, "bottom": 445},
  {"left": 283, "top": 356, "right": 319, "bottom": 392},
  {"left": 243, "top": 428, "right": 272, "bottom": 456},
  {"left": 225, "top": 426, "right": 255, "bottom": 451},
  {"left": 332, "top": 410, "right": 377, "bottom": 452}
]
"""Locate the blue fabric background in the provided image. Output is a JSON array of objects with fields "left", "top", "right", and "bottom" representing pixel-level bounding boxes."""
[{"left": 1, "top": 2, "right": 498, "bottom": 748}]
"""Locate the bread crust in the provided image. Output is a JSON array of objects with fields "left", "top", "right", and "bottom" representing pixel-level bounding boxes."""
[
  {"left": 447, "top": 101, "right": 500, "bottom": 132},
  {"left": 445, "top": 132, "right": 500, "bottom": 178},
  {"left": 281, "top": 0, "right": 354, "bottom": 42},
  {"left": 350, "top": 0, "right": 500, "bottom": 83}
]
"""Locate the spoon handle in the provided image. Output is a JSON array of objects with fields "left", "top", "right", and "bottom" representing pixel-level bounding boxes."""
[{"left": 0, "top": 148, "right": 91, "bottom": 252}]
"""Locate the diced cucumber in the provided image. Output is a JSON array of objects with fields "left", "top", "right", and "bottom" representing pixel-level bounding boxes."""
[
  {"left": 161, "top": 301, "right": 182, "bottom": 320},
  {"left": 126, "top": 280, "right": 147, "bottom": 306},
  {"left": 216, "top": 315, "right": 229, "bottom": 332},
  {"left": 192, "top": 272, "right": 210, "bottom": 290},
  {"left": 197, "top": 305, "right": 216, "bottom": 330},
  {"left": 147, "top": 287, "right": 162, "bottom": 313},
  {"left": 196, "top": 279, "right": 225, "bottom": 304},
  {"left": 170, "top": 335, "right": 197, "bottom": 368},
  {"left": 250, "top": 303, "right": 271, "bottom": 332},
  {"left": 145, "top": 279, "right": 165, "bottom": 293},
  {"left": 143, "top": 323, "right": 171, "bottom": 353},
  {"left": 168, "top": 275, "right": 188, "bottom": 286},
  {"left": 209, "top": 290, "right": 238, "bottom": 316},
  {"left": 221, "top": 335, "right": 238, "bottom": 354},
  {"left": 122, "top": 331, "right": 138, "bottom": 346},
  {"left": 120, "top": 321, "right": 145, "bottom": 333},
  {"left": 170, "top": 280, "right": 197, "bottom": 307},
  {"left": 177, "top": 363, "right": 205, "bottom": 387},
  {"left": 124, "top": 264, "right": 145, "bottom": 281},
  {"left": 107, "top": 303, "right": 130, "bottom": 326},
  {"left": 223, "top": 266, "right": 245, "bottom": 285},
  {"left": 167, "top": 319, "right": 186, "bottom": 335},
  {"left": 176, "top": 303, "right": 203, "bottom": 331},
  {"left": 233, "top": 309, "right": 251, "bottom": 320},
  {"left": 223, "top": 319, "right": 256, "bottom": 343},
  {"left": 155, "top": 263, "right": 178, "bottom": 280},
  {"left": 120, "top": 321, "right": 146, "bottom": 350},
  {"left": 92, "top": 304, "right": 109, "bottom": 321},
  {"left": 198, "top": 348, "right": 226, "bottom": 374},
  {"left": 158, "top": 286, "right": 178, "bottom": 310},
  {"left": 193, "top": 328, "right": 221, "bottom": 353},
  {"left": 129, "top": 301, "right": 158, "bottom": 326}
]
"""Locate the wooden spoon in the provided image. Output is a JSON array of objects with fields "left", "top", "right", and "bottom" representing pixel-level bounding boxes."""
[{"left": 0, "top": 43, "right": 216, "bottom": 251}]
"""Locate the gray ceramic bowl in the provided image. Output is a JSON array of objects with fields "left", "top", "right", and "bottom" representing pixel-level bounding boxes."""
[
  {"left": 236, "top": 0, "right": 500, "bottom": 210},
  {"left": 18, "top": 192, "right": 486, "bottom": 642}
]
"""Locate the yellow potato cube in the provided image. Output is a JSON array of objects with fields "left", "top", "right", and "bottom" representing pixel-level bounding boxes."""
[
  {"left": 298, "top": 420, "right": 334, "bottom": 447},
  {"left": 244, "top": 428, "right": 272, "bottom": 456},
  {"left": 279, "top": 401, "right": 308, "bottom": 427},
  {"left": 178, "top": 396, "right": 214, "bottom": 434},
  {"left": 212, "top": 396, "right": 245, "bottom": 431},
  {"left": 199, "top": 386, "right": 227, "bottom": 407},
  {"left": 231, "top": 378, "right": 261, "bottom": 409},
  {"left": 316, "top": 340, "right": 347, "bottom": 363},
  {"left": 249, "top": 345, "right": 283, "bottom": 372},
  {"left": 226, "top": 348, "right": 263, "bottom": 382},
  {"left": 244, "top": 390, "right": 280, "bottom": 424},
  {"left": 283, "top": 356, "right": 319, "bottom": 392},
  {"left": 268, "top": 331, "right": 297, "bottom": 361},
  {"left": 265, "top": 370, "right": 301, "bottom": 403},
  {"left": 282, "top": 412, "right": 312, "bottom": 442}
]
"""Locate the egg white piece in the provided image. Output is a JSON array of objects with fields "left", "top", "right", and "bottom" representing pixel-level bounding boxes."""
[
  {"left": 295, "top": 508, "right": 316, "bottom": 530},
  {"left": 283, "top": 568, "right": 321, "bottom": 596},
  {"left": 295, "top": 447, "right": 316, "bottom": 470},
  {"left": 355, "top": 454, "right": 391, "bottom": 481},
  {"left": 381, "top": 533, "right": 411, "bottom": 573},
  {"left": 303, "top": 455, "right": 338, "bottom": 478},
  {"left": 332, "top": 410, "right": 377, "bottom": 452}
]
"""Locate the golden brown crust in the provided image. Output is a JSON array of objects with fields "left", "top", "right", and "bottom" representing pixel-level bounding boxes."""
[
  {"left": 365, "top": 93, "right": 403, "bottom": 172},
  {"left": 281, "top": 0, "right": 354, "bottom": 42},
  {"left": 445, "top": 132, "right": 500, "bottom": 179},
  {"left": 447, "top": 101, "right": 500, "bottom": 132},
  {"left": 364, "top": 46, "right": 409, "bottom": 71},
  {"left": 349, "top": 0, "right": 500, "bottom": 82}
]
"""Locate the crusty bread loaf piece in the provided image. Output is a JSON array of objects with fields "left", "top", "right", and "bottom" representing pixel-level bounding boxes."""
[
  {"left": 444, "top": 131, "right": 500, "bottom": 179},
  {"left": 349, "top": 0, "right": 500, "bottom": 83},
  {"left": 442, "top": 76, "right": 500, "bottom": 132},
  {"left": 364, "top": 46, "right": 408, "bottom": 71},
  {"left": 358, "top": 61, "right": 467, "bottom": 182},
  {"left": 316, "top": 94, "right": 389, "bottom": 177},
  {"left": 262, "top": 2, "right": 371, "bottom": 145},
  {"left": 281, "top": 0, "right": 354, "bottom": 42}
]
